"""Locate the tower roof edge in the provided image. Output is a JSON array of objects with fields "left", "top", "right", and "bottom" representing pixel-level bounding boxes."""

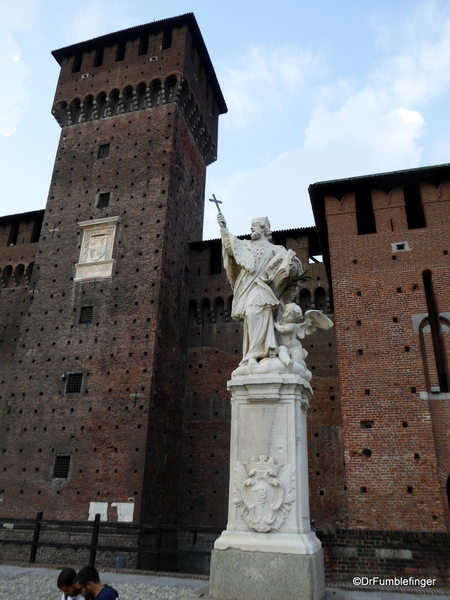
[{"left": 51, "top": 13, "right": 227, "bottom": 114}]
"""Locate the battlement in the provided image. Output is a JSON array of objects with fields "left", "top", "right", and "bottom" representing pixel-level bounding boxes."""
[{"left": 51, "top": 14, "right": 227, "bottom": 165}]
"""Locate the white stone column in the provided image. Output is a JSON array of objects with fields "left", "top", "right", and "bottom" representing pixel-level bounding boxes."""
[{"left": 209, "top": 373, "right": 324, "bottom": 600}]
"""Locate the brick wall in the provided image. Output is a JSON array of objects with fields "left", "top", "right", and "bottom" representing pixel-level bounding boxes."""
[
  {"left": 312, "top": 168, "right": 450, "bottom": 532},
  {"left": 319, "top": 528, "right": 450, "bottom": 584}
]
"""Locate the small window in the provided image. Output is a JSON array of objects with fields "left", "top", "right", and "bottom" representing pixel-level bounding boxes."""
[
  {"left": 391, "top": 241, "right": 410, "bottom": 253},
  {"left": 162, "top": 28, "right": 172, "bottom": 49},
  {"left": 79, "top": 306, "right": 94, "bottom": 324},
  {"left": 72, "top": 54, "right": 82, "bottom": 73},
  {"left": 93, "top": 47, "right": 104, "bottom": 68},
  {"left": 97, "top": 192, "right": 111, "bottom": 208},
  {"left": 97, "top": 144, "right": 110, "bottom": 159},
  {"left": 116, "top": 41, "right": 126, "bottom": 62},
  {"left": 138, "top": 35, "right": 149, "bottom": 56},
  {"left": 53, "top": 455, "right": 71, "bottom": 478},
  {"left": 66, "top": 373, "right": 83, "bottom": 393}
]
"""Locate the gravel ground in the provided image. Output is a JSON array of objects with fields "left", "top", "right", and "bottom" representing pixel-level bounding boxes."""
[{"left": 0, "top": 570, "right": 200, "bottom": 600}]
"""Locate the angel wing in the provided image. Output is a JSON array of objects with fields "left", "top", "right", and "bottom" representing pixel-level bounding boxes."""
[{"left": 299, "top": 310, "right": 334, "bottom": 337}]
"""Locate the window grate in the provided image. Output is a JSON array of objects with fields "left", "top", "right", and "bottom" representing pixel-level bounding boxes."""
[
  {"left": 97, "top": 143, "right": 110, "bottom": 159},
  {"left": 97, "top": 192, "right": 110, "bottom": 208},
  {"left": 53, "top": 455, "right": 71, "bottom": 478},
  {"left": 66, "top": 373, "right": 83, "bottom": 393},
  {"left": 79, "top": 306, "right": 94, "bottom": 324}
]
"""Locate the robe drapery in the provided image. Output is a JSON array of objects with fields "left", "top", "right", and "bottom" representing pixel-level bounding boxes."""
[{"left": 220, "top": 229, "right": 302, "bottom": 365}]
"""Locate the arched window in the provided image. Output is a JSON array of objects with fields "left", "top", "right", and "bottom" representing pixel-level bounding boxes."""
[
  {"left": 14, "top": 264, "right": 25, "bottom": 286},
  {"left": 215, "top": 297, "right": 225, "bottom": 324},
  {"left": 299, "top": 289, "right": 311, "bottom": 313},
  {"left": 109, "top": 89, "right": 120, "bottom": 116},
  {"left": 69, "top": 98, "right": 81, "bottom": 125},
  {"left": 150, "top": 79, "right": 161, "bottom": 107},
  {"left": 123, "top": 86, "right": 133, "bottom": 113},
  {"left": 136, "top": 82, "right": 147, "bottom": 110},
  {"left": 164, "top": 75, "right": 178, "bottom": 103},
  {"left": 201, "top": 298, "right": 211, "bottom": 324},
  {"left": 83, "top": 95, "right": 94, "bottom": 121},
  {"left": 96, "top": 93, "right": 107, "bottom": 119},
  {"left": 314, "top": 287, "right": 327, "bottom": 312},
  {"left": 3, "top": 266, "right": 14, "bottom": 288}
]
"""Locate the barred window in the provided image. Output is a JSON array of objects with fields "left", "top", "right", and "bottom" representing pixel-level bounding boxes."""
[
  {"left": 79, "top": 306, "right": 94, "bottom": 324},
  {"left": 97, "top": 143, "right": 110, "bottom": 159},
  {"left": 66, "top": 373, "right": 83, "bottom": 393},
  {"left": 97, "top": 192, "right": 110, "bottom": 208},
  {"left": 53, "top": 455, "right": 71, "bottom": 479}
]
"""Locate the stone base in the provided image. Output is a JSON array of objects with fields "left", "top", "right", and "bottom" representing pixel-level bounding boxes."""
[
  {"left": 209, "top": 547, "right": 325, "bottom": 600},
  {"left": 214, "top": 530, "right": 322, "bottom": 555}
]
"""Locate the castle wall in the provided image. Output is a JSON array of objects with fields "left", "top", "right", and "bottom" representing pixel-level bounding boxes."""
[
  {"left": 320, "top": 175, "right": 450, "bottom": 532},
  {"left": 0, "top": 16, "right": 223, "bottom": 527}
]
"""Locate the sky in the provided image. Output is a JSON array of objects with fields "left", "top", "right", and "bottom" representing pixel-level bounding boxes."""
[{"left": 1, "top": 0, "right": 450, "bottom": 239}]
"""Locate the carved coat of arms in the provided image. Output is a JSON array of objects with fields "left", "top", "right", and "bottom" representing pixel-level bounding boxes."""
[
  {"left": 80, "top": 230, "right": 112, "bottom": 264},
  {"left": 233, "top": 455, "right": 295, "bottom": 533},
  {"left": 88, "top": 234, "right": 108, "bottom": 261}
]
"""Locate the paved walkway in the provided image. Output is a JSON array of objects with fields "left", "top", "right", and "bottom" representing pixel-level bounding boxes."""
[
  {"left": 0, "top": 564, "right": 206, "bottom": 600},
  {"left": 0, "top": 564, "right": 448, "bottom": 600}
]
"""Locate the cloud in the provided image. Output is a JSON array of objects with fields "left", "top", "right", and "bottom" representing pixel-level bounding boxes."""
[
  {"left": 373, "top": 1, "right": 450, "bottom": 105},
  {"left": 219, "top": 44, "right": 321, "bottom": 127},
  {"left": 204, "top": 0, "right": 450, "bottom": 239},
  {"left": 0, "top": 0, "right": 38, "bottom": 137},
  {"left": 304, "top": 88, "right": 425, "bottom": 168},
  {"left": 65, "top": 0, "right": 138, "bottom": 45}
]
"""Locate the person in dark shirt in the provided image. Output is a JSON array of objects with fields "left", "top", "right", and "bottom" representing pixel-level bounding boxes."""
[{"left": 73, "top": 566, "right": 118, "bottom": 599}]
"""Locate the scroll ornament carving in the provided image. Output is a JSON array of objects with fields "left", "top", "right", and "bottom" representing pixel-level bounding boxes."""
[{"left": 233, "top": 455, "right": 295, "bottom": 533}]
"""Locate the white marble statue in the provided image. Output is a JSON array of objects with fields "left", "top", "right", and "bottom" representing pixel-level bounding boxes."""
[
  {"left": 217, "top": 212, "right": 334, "bottom": 380},
  {"left": 217, "top": 213, "right": 302, "bottom": 369},
  {"left": 275, "top": 303, "right": 333, "bottom": 380}
]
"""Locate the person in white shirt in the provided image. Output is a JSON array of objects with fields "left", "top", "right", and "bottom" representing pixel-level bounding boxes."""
[{"left": 57, "top": 567, "right": 83, "bottom": 600}]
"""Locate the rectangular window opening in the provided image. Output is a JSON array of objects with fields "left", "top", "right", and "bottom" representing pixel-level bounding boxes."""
[
  {"left": 355, "top": 188, "right": 377, "bottom": 235},
  {"left": 93, "top": 47, "right": 104, "bottom": 68},
  {"left": 139, "top": 35, "right": 149, "bottom": 56},
  {"left": 53, "top": 455, "right": 71, "bottom": 479},
  {"left": 97, "top": 144, "right": 110, "bottom": 159},
  {"left": 72, "top": 54, "right": 82, "bottom": 73},
  {"left": 66, "top": 373, "right": 83, "bottom": 394},
  {"left": 79, "top": 306, "right": 94, "bottom": 324},
  {"left": 116, "top": 41, "right": 126, "bottom": 62},
  {"left": 404, "top": 184, "right": 426, "bottom": 229},
  {"left": 97, "top": 192, "right": 111, "bottom": 208},
  {"left": 162, "top": 28, "right": 172, "bottom": 49}
]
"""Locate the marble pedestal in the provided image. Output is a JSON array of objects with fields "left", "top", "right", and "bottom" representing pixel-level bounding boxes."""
[{"left": 209, "top": 374, "right": 324, "bottom": 600}]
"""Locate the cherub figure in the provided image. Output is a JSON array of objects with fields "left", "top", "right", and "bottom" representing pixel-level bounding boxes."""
[{"left": 275, "top": 303, "right": 333, "bottom": 379}]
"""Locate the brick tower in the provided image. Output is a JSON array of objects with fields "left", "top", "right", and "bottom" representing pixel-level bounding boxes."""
[
  {"left": 310, "top": 164, "right": 450, "bottom": 533},
  {"left": 0, "top": 14, "right": 226, "bottom": 524}
]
